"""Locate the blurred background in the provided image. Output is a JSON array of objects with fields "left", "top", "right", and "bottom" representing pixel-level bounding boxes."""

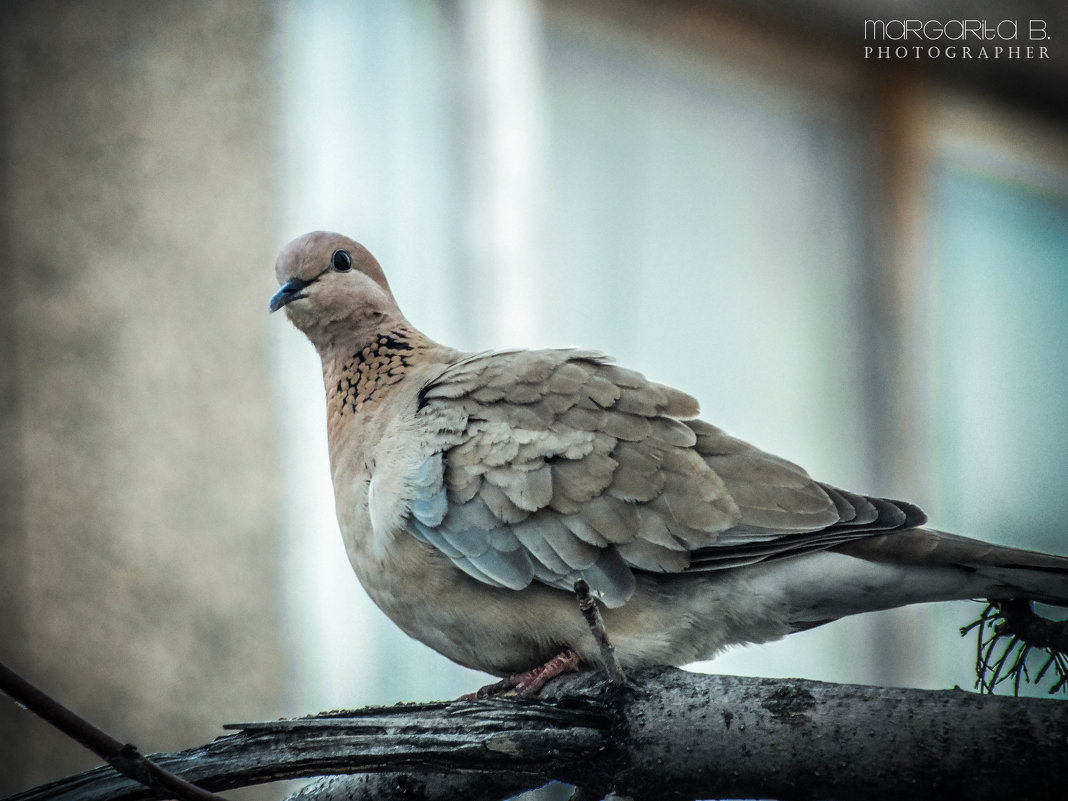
[{"left": 2, "top": 0, "right": 1067, "bottom": 797}]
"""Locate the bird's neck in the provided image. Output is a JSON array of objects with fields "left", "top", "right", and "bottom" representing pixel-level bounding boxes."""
[{"left": 320, "top": 326, "right": 430, "bottom": 420}]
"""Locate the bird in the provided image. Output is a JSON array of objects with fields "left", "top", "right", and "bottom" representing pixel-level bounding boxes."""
[{"left": 270, "top": 230, "right": 1068, "bottom": 696}]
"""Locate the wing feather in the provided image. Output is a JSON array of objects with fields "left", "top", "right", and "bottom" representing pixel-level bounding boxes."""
[{"left": 399, "top": 348, "right": 926, "bottom": 608}]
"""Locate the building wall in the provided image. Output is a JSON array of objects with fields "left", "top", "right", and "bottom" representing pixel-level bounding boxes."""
[{"left": 0, "top": 2, "right": 286, "bottom": 794}]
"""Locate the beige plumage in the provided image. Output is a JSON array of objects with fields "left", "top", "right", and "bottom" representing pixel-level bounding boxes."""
[{"left": 271, "top": 231, "right": 1068, "bottom": 689}]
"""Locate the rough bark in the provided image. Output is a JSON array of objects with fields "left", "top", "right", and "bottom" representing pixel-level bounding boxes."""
[{"left": 6, "top": 667, "right": 1067, "bottom": 801}]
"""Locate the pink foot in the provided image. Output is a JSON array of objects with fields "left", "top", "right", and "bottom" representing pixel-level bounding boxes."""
[{"left": 463, "top": 649, "right": 581, "bottom": 699}]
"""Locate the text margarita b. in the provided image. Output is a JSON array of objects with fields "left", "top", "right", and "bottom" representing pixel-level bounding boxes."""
[{"left": 864, "top": 19, "right": 1050, "bottom": 59}]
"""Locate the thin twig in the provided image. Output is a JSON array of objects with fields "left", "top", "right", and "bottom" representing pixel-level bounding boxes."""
[
  {"left": 573, "top": 580, "right": 626, "bottom": 686},
  {"left": 0, "top": 659, "right": 229, "bottom": 801},
  {"left": 962, "top": 601, "right": 1068, "bottom": 695},
  {"left": 997, "top": 599, "right": 1068, "bottom": 651}
]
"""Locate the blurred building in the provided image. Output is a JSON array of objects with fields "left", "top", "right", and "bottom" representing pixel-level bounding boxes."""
[
  {"left": 2, "top": 0, "right": 1067, "bottom": 798},
  {"left": 0, "top": 1, "right": 286, "bottom": 796}
]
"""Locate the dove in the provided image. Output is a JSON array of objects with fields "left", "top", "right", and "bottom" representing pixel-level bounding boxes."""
[{"left": 270, "top": 230, "right": 1068, "bottom": 695}]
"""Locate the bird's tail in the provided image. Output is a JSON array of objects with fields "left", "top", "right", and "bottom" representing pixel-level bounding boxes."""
[{"left": 833, "top": 528, "right": 1068, "bottom": 607}]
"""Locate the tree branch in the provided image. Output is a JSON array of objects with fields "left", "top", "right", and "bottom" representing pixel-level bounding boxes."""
[
  {"left": 6, "top": 667, "right": 1067, "bottom": 801},
  {"left": 0, "top": 661, "right": 228, "bottom": 801}
]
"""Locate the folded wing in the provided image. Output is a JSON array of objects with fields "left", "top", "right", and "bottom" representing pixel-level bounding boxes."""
[{"left": 407, "top": 349, "right": 924, "bottom": 607}]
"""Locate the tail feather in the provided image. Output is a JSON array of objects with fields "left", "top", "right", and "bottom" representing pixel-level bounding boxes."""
[{"left": 833, "top": 528, "right": 1068, "bottom": 607}]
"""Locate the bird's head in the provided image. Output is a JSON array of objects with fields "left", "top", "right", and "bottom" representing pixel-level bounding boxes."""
[{"left": 270, "top": 231, "right": 404, "bottom": 350}]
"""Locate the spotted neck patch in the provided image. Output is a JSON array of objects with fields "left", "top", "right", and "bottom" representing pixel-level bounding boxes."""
[{"left": 328, "top": 329, "right": 423, "bottom": 415}]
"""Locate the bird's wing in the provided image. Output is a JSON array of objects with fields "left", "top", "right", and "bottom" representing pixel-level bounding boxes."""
[
  {"left": 685, "top": 421, "right": 925, "bottom": 570},
  {"left": 407, "top": 349, "right": 924, "bottom": 606}
]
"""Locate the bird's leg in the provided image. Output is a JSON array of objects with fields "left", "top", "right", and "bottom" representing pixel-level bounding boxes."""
[
  {"left": 574, "top": 579, "right": 627, "bottom": 686},
  {"left": 466, "top": 649, "right": 581, "bottom": 699},
  {"left": 462, "top": 582, "right": 626, "bottom": 700}
]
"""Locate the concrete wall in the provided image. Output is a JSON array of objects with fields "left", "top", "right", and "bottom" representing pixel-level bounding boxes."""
[{"left": 0, "top": 2, "right": 287, "bottom": 794}]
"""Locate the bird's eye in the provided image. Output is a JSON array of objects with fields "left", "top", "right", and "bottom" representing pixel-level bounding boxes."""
[{"left": 331, "top": 249, "right": 353, "bottom": 272}]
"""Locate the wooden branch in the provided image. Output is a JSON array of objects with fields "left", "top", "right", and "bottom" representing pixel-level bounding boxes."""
[
  {"left": 4, "top": 695, "right": 608, "bottom": 801},
  {"left": 6, "top": 667, "right": 1067, "bottom": 801},
  {"left": 594, "top": 668, "right": 1068, "bottom": 801}
]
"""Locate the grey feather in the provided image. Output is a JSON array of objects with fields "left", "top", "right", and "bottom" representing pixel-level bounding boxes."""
[
  {"left": 457, "top": 548, "right": 535, "bottom": 590},
  {"left": 512, "top": 518, "right": 574, "bottom": 575},
  {"left": 409, "top": 518, "right": 464, "bottom": 560},
  {"left": 579, "top": 548, "right": 637, "bottom": 608}
]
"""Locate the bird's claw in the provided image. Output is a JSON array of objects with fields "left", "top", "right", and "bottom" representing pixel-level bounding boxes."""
[{"left": 461, "top": 648, "right": 580, "bottom": 699}]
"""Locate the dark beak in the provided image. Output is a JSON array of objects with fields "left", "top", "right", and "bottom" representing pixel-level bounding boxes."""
[{"left": 269, "top": 277, "right": 312, "bottom": 313}]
